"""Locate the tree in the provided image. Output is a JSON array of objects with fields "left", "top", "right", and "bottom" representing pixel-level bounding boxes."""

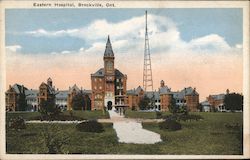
[
  {"left": 40, "top": 98, "right": 60, "bottom": 118},
  {"left": 72, "top": 92, "right": 91, "bottom": 111},
  {"left": 17, "top": 93, "right": 28, "bottom": 111},
  {"left": 84, "top": 94, "right": 91, "bottom": 110},
  {"left": 224, "top": 93, "right": 243, "bottom": 111},
  {"left": 168, "top": 97, "right": 178, "bottom": 114},
  {"left": 72, "top": 93, "right": 85, "bottom": 110},
  {"left": 168, "top": 97, "right": 188, "bottom": 115},
  {"left": 138, "top": 95, "right": 150, "bottom": 110}
]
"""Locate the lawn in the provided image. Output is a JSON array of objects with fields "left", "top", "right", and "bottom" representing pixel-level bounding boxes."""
[
  {"left": 6, "top": 110, "right": 109, "bottom": 122},
  {"left": 6, "top": 112, "right": 243, "bottom": 154},
  {"left": 124, "top": 109, "right": 171, "bottom": 119},
  {"left": 143, "top": 112, "right": 243, "bottom": 155}
]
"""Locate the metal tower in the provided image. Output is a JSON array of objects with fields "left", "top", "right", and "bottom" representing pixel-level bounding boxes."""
[{"left": 143, "top": 10, "right": 153, "bottom": 91}]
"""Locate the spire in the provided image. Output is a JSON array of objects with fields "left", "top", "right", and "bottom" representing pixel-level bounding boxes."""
[{"left": 104, "top": 35, "right": 114, "bottom": 57}]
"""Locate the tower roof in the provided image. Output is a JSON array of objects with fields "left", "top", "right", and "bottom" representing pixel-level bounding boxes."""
[
  {"left": 104, "top": 35, "right": 114, "bottom": 57},
  {"left": 47, "top": 77, "right": 52, "bottom": 81}
]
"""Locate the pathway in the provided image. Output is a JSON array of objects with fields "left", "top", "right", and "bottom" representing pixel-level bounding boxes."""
[{"left": 108, "top": 108, "right": 162, "bottom": 144}]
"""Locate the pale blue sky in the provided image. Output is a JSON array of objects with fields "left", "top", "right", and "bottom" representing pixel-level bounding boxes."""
[{"left": 6, "top": 8, "right": 242, "bottom": 54}]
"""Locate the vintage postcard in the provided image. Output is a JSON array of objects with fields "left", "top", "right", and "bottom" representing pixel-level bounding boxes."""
[{"left": 0, "top": 0, "right": 249, "bottom": 159}]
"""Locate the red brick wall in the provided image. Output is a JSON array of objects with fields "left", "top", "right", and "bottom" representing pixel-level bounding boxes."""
[
  {"left": 160, "top": 94, "right": 172, "bottom": 111},
  {"left": 185, "top": 95, "right": 199, "bottom": 112}
]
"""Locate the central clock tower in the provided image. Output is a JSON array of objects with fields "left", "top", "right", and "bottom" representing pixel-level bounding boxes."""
[{"left": 103, "top": 36, "right": 115, "bottom": 109}]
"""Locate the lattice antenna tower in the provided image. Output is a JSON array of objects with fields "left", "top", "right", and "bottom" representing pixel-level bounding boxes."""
[{"left": 143, "top": 10, "right": 153, "bottom": 91}]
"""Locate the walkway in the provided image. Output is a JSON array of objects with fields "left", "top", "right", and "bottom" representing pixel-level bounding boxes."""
[{"left": 108, "top": 108, "right": 162, "bottom": 144}]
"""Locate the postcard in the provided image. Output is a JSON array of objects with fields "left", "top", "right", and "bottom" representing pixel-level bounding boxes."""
[{"left": 0, "top": 0, "right": 249, "bottom": 159}]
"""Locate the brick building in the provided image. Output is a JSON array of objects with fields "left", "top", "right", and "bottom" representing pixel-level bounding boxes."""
[
  {"left": 37, "top": 77, "right": 56, "bottom": 110},
  {"left": 91, "top": 36, "right": 128, "bottom": 111},
  {"left": 206, "top": 89, "right": 230, "bottom": 112},
  {"left": 5, "top": 84, "right": 27, "bottom": 111},
  {"left": 160, "top": 80, "right": 199, "bottom": 111},
  {"left": 126, "top": 86, "right": 144, "bottom": 109},
  {"left": 126, "top": 80, "right": 199, "bottom": 112}
]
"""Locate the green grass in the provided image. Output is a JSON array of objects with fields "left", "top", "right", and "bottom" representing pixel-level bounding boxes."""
[
  {"left": 6, "top": 112, "right": 243, "bottom": 154},
  {"left": 6, "top": 112, "right": 41, "bottom": 122},
  {"left": 62, "top": 110, "right": 109, "bottom": 120},
  {"left": 143, "top": 112, "right": 243, "bottom": 155},
  {"left": 125, "top": 110, "right": 171, "bottom": 119},
  {"left": 6, "top": 110, "right": 109, "bottom": 122}
]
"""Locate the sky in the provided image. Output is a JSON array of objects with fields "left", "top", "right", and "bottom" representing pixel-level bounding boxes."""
[{"left": 5, "top": 9, "right": 243, "bottom": 101}]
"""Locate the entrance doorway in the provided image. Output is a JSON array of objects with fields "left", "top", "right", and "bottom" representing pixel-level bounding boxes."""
[{"left": 107, "top": 101, "right": 112, "bottom": 110}]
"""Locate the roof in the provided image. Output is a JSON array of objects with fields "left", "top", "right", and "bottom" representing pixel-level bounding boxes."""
[
  {"left": 172, "top": 91, "right": 184, "bottom": 100},
  {"left": 82, "top": 89, "right": 92, "bottom": 94},
  {"left": 210, "top": 94, "right": 225, "bottom": 100},
  {"left": 135, "top": 86, "right": 143, "bottom": 94},
  {"left": 47, "top": 77, "right": 52, "bottom": 82},
  {"left": 159, "top": 86, "right": 171, "bottom": 95},
  {"left": 92, "top": 68, "right": 105, "bottom": 77},
  {"left": 69, "top": 84, "right": 80, "bottom": 93},
  {"left": 115, "top": 69, "right": 124, "bottom": 77},
  {"left": 56, "top": 90, "right": 68, "bottom": 99},
  {"left": 127, "top": 86, "right": 144, "bottom": 95},
  {"left": 25, "top": 89, "right": 38, "bottom": 98},
  {"left": 40, "top": 82, "right": 55, "bottom": 94},
  {"left": 104, "top": 36, "right": 114, "bottom": 57},
  {"left": 12, "top": 83, "right": 28, "bottom": 94},
  {"left": 201, "top": 100, "right": 211, "bottom": 106},
  {"left": 91, "top": 68, "right": 125, "bottom": 77},
  {"left": 181, "top": 87, "right": 199, "bottom": 96},
  {"left": 145, "top": 91, "right": 160, "bottom": 99},
  {"left": 127, "top": 89, "right": 137, "bottom": 95}
]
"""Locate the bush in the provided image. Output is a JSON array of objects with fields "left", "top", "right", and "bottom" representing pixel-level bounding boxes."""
[
  {"left": 179, "top": 114, "right": 203, "bottom": 121},
  {"left": 156, "top": 111, "right": 162, "bottom": 119},
  {"left": 163, "top": 114, "right": 203, "bottom": 122},
  {"left": 131, "top": 106, "right": 137, "bottom": 111},
  {"left": 40, "top": 125, "right": 69, "bottom": 154},
  {"left": 8, "top": 116, "right": 26, "bottom": 130},
  {"left": 76, "top": 120, "right": 104, "bottom": 133},
  {"left": 159, "top": 119, "right": 182, "bottom": 131}
]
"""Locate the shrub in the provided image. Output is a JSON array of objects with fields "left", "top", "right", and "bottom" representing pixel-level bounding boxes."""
[
  {"left": 8, "top": 116, "right": 26, "bottom": 130},
  {"left": 163, "top": 114, "right": 203, "bottom": 122},
  {"left": 159, "top": 119, "right": 182, "bottom": 131},
  {"left": 40, "top": 125, "right": 69, "bottom": 154},
  {"left": 131, "top": 106, "right": 137, "bottom": 111},
  {"left": 156, "top": 111, "right": 162, "bottom": 119},
  {"left": 76, "top": 120, "right": 104, "bottom": 133},
  {"left": 179, "top": 114, "right": 203, "bottom": 122}
]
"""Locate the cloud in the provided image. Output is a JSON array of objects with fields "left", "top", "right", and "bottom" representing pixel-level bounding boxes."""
[
  {"left": 24, "top": 13, "right": 240, "bottom": 56},
  {"left": 6, "top": 14, "right": 243, "bottom": 100},
  {"left": 5, "top": 45, "right": 22, "bottom": 52}
]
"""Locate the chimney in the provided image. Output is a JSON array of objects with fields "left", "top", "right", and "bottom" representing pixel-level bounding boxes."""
[
  {"left": 21, "top": 85, "right": 24, "bottom": 93},
  {"left": 9, "top": 85, "right": 11, "bottom": 89},
  {"left": 226, "top": 89, "right": 230, "bottom": 94},
  {"left": 160, "top": 80, "right": 165, "bottom": 87}
]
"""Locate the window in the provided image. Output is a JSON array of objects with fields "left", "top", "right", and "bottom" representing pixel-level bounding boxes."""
[
  {"left": 94, "top": 86, "right": 97, "bottom": 90},
  {"left": 99, "top": 78, "right": 102, "bottom": 82},
  {"left": 116, "top": 79, "right": 119, "bottom": 82},
  {"left": 99, "top": 86, "right": 102, "bottom": 90},
  {"left": 94, "top": 78, "right": 97, "bottom": 82}
]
